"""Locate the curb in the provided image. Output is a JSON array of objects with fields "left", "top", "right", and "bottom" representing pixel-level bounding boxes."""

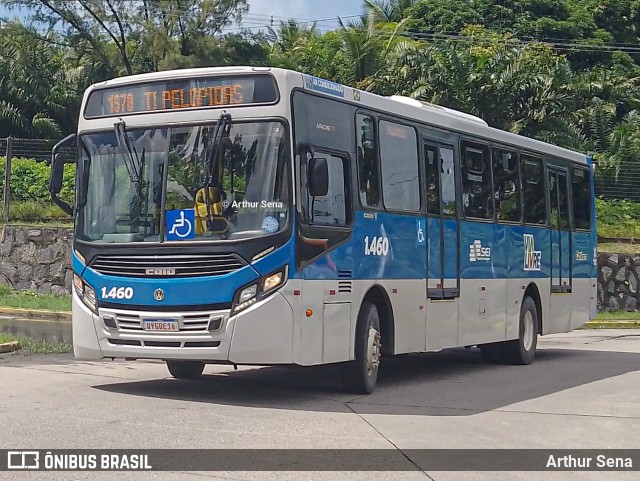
[
  {"left": 0, "top": 341, "right": 21, "bottom": 353},
  {"left": 0, "top": 307, "right": 71, "bottom": 321},
  {"left": 582, "top": 321, "right": 640, "bottom": 329}
]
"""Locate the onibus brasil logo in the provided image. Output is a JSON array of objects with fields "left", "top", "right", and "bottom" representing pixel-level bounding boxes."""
[{"left": 523, "top": 234, "right": 541, "bottom": 271}]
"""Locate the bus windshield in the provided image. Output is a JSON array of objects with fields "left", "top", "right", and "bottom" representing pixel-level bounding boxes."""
[{"left": 75, "top": 121, "right": 290, "bottom": 243}]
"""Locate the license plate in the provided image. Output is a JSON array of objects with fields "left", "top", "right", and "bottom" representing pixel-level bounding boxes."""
[{"left": 142, "top": 319, "right": 179, "bottom": 332}]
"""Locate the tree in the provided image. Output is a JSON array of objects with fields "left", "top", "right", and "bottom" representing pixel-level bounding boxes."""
[
  {"left": 6, "top": 0, "right": 250, "bottom": 74},
  {"left": 0, "top": 22, "right": 79, "bottom": 137}
]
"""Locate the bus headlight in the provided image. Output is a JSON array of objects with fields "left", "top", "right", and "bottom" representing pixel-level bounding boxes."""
[
  {"left": 263, "top": 271, "right": 284, "bottom": 292},
  {"left": 231, "top": 266, "right": 288, "bottom": 315},
  {"left": 238, "top": 284, "right": 257, "bottom": 303},
  {"left": 74, "top": 274, "right": 98, "bottom": 314}
]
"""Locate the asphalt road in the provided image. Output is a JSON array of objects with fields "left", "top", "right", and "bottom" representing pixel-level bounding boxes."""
[{"left": 1, "top": 329, "right": 639, "bottom": 481}]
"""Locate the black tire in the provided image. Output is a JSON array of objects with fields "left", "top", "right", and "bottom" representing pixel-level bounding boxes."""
[
  {"left": 503, "top": 296, "right": 539, "bottom": 364},
  {"left": 342, "top": 302, "right": 381, "bottom": 394},
  {"left": 166, "top": 360, "right": 205, "bottom": 379},
  {"left": 480, "top": 296, "right": 538, "bottom": 365}
]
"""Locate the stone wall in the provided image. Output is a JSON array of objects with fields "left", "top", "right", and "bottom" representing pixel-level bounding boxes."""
[
  {"left": 598, "top": 253, "right": 640, "bottom": 311},
  {"left": 0, "top": 224, "right": 73, "bottom": 295}
]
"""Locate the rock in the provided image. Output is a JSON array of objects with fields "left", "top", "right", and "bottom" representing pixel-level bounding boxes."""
[
  {"left": 615, "top": 268, "right": 627, "bottom": 282},
  {"left": 608, "top": 296, "right": 620, "bottom": 310},
  {"left": 625, "top": 297, "right": 637, "bottom": 310},
  {"left": 51, "top": 285, "right": 70, "bottom": 296},
  {"left": 601, "top": 266, "right": 613, "bottom": 281},
  {"left": 610, "top": 254, "right": 619, "bottom": 264}
]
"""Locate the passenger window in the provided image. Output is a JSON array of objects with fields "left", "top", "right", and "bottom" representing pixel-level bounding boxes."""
[
  {"left": 440, "top": 146, "right": 457, "bottom": 216},
  {"left": 461, "top": 141, "right": 492, "bottom": 219},
  {"left": 300, "top": 152, "right": 348, "bottom": 227},
  {"left": 492, "top": 147, "right": 521, "bottom": 222},
  {"left": 424, "top": 144, "right": 440, "bottom": 215},
  {"left": 521, "top": 155, "right": 546, "bottom": 225},
  {"left": 558, "top": 172, "right": 570, "bottom": 230},
  {"left": 356, "top": 114, "right": 380, "bottom": 208},
  {"left": 379, "top": 120, "right": 420, "bottom": 211},
  {"left": 572, "top": 167, "right": 591, "bottom": 230}
]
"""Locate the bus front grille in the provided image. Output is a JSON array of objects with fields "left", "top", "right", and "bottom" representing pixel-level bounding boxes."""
[{"left": 89, "top": 253, "right": 246, "bottom": 278}]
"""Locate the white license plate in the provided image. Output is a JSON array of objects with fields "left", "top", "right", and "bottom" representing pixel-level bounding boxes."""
[{"left": 142, "top": 319, "right": 179, "bottom": 332}]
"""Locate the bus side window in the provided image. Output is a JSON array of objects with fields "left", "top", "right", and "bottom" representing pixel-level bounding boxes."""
[
  {"left": 461, "top": 141, "right": 492, "bottom": 219},
  {"left": 571, "top": 167, "right": 591, "bottom": 230},
  {"left": 492, "top": 147, "right": 520, "bottom": 222},
  {"left": 301, "top": 152, "right": 348, "bottom": 227},
  {"left": 356, "top": 114, "right": 380, "bottom": 209},
  {"left": 424, "top": 144, "right": 440, "bottom": 215},
  {"left": 521, "top": 154, "right": 546, "bottom": 225},
  {"left": 379, "top": 120, "right": 420, "bottom": 212}
]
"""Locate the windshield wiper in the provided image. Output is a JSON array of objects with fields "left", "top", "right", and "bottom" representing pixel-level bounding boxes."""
[
  {"left": 203, "top": 112, "right": 232, "bottom": 230},
  {"left": 114, "top": 120, "right": 141, "bottom": 186}
]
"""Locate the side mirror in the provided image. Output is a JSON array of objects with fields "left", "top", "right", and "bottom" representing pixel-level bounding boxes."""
[
  {"left": 308, "top": 157, "right": 329, "bottom": 197},
  {"left": 49, "top": 133, "right": 75, "bottom": 216},
  {"left": 49, "top": 152, "right": 65, "bottom": 195}
]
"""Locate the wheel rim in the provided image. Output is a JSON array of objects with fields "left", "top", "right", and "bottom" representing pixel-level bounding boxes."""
[
  {"left": 366, "top": 325, "right": 381, "bottom": 375},
  {"left": 523, "top": 310, "right": 535, "bottom": 351}
]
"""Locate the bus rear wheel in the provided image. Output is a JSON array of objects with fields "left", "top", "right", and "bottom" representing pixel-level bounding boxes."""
[
  {"left": 166, "top": 360, "right": 205, "bottom": 379},
  {"left": 480, "top": 296, "right": 538, "bottom": 365},
  {"left": 342, "top": 302, "right": 381, "bottom": 394}
]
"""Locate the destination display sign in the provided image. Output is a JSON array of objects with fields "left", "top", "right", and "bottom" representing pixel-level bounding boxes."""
[{"left": 84, "top": 74, "right": 278, "bottom": 118}]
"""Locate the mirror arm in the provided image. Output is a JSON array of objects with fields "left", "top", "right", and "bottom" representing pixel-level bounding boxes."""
[
  {"left": 51, "top": 192, "right": 73, "bottom": 217},
  {"left": 49, "top": 133, "right": 76, "bottom": 217}
]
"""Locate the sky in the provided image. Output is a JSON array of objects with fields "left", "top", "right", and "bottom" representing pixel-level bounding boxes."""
[
  {"left": 245, "top": 0, "right": 363, "bottom": 29},
  {"left": 0, "top": 1, "right": 365, "bottom": 32}
]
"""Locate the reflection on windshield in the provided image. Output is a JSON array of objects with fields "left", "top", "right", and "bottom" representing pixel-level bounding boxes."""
[{"left": 76, "top": 121, "right": 290, "bottom": 243}]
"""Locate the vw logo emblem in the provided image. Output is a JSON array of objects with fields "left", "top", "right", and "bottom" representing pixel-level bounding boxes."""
[{"left": 153, "top": 288, "right": 165, "bottom": 302}]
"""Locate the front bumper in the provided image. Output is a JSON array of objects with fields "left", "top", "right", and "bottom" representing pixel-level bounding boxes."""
[{"left": 72, "top": 287, "right": 295, "bottom": 364}]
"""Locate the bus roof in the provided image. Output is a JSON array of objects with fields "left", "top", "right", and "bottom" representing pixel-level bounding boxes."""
[{"left": 87, "top": 66, "right": 587, "bottom": 164}]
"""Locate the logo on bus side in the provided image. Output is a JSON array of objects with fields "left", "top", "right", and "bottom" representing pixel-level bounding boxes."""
[
  {"left": 469, "top": 240, "right": 491, "bottom": 262},
  {"left": 576, "top": 251, "right": 587, "bottom": 261},
  {"left": 523, "top": 234, "right": 542, "bottom": 271}
]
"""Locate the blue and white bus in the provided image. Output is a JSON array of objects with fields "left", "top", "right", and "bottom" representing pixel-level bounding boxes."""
[{"left": 50, "top": 67, "right": 597, "bottom": 393}]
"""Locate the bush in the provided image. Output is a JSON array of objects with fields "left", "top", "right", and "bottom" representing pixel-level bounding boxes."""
[
  {"left": 596, "top": 198, "right": 640, "bottom": 238},
  {"left": 0, "top": 156, "right": 75, "bottom": 204}
]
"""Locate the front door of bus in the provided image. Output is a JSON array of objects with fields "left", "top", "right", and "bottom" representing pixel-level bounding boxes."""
[
  {"left": 424, "top": 142, "right": 460, "bottom": 350},
  {"left": 548, "top": 167, "right": 572, "bottom": 329}
]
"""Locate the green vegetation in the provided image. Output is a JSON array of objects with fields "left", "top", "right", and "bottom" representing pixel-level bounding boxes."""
[
  {"left": 0, "top": 332, "right": 72, "bottom": 354},
  {"left": 0, "top": 285, "right": 71, "bottom": 312},
  {"left": 597, "top": 243, "right": 639, "bottom": 254},
  {"left": 596, "top": 199, "right": 640, "bottom": 238},
  {"left": 596, "top": 310, "right": 640, "bottom": 321},
  {"left": 0, "top": 0, "right": 640, "bottom": 224},
  {"left": 0, "top": 157, "right": 75, "bottom": 205}
]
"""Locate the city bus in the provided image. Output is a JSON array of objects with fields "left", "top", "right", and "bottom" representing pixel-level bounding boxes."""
[{"left": 49, "top": 66, "right": 597, "bottom": 394}]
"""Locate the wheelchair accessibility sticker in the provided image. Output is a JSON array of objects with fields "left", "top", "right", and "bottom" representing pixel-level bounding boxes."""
[{"left": 166, "top": 209, "right": 195, "bottom": 240}]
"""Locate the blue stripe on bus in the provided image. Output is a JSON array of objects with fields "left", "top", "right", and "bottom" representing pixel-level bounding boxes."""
[{"left": 301, "top": 211, "right": 596, "bottom": 280}]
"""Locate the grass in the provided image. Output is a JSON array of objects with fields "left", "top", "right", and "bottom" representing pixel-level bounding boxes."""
[
  {"left": 0, "top": 332, "right": 72, "bottom": 354},
  {"left": 0, "top": 285, "right": 71, "bottom": 312},
  {"left": 598, "top": 242, "right": 639, "bottom": 254},
  {"left": 595, "top": 310, "right": 640, "bottom": 321}
]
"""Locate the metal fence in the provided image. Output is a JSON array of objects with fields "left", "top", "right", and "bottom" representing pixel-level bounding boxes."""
[{"left": 0, "top": 136, "right": 638, "bottom": 222}]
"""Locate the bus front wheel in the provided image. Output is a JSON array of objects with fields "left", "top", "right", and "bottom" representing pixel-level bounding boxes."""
[
  {"left": 480, "top": 296, "right": 538, "bottom": 365},
  {"left": 166, "top": 360, "right": 205, "bottom": 379},
  {"left": 342, "top": 302, "right": 381, "bottom": 394}
]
